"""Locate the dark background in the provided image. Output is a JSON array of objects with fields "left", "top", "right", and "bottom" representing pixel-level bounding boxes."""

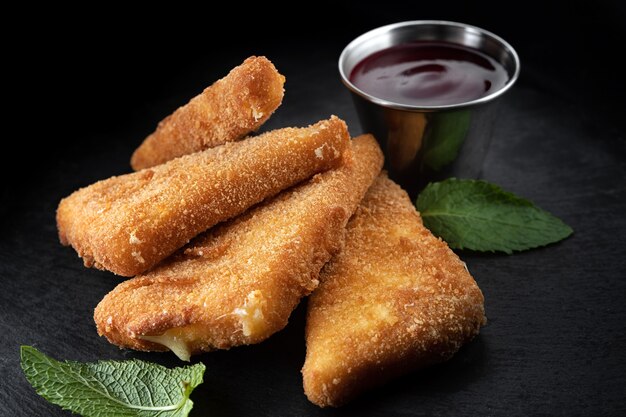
[{"left": 2, "top": 1, "right": 625, "bottom": 416}]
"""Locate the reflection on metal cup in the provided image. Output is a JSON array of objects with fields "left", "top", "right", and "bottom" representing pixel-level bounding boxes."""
[
  {"left": 339, "top": 21, "right": 520, "bottom": 198},
  {"left": 386, "top": 111, "right": 427, "bottom": 172}
]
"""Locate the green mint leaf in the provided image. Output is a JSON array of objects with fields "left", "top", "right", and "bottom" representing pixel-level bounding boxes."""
[
  {"left": 416, "top": 178, "right": 573, "bottom": 253},
  {"left": 422, "top": 110, "right": 471, "bottom": 171},
  {"left": 20, "top": 346, "right": 205, "bottom": 417}
]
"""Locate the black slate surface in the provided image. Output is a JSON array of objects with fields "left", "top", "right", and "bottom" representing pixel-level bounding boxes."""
[{"left": 2, "top": 3, "right": 625, "bottom": 416}]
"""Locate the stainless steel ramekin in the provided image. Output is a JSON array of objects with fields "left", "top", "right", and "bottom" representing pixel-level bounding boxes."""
[{"left": 339, "top": 20, "right": 520, "bottom": 196}]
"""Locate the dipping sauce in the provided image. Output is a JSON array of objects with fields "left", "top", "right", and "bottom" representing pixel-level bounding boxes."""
[{"left": 349, "top": 41, "right": 509, "bottom": 106}]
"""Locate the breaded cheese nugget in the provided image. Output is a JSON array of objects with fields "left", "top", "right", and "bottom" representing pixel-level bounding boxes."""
[
  {"left": 131, "top": 56, "right": 285, "bottom": 170},
  {"left": 58, "top": 116, "right": 349, "bottom": 277},
  {"left": 94, "top": 135, "right": 383, "bottom": 360},
  {"left": 302, "top": 174, "right": 486, "bottom": 407}
]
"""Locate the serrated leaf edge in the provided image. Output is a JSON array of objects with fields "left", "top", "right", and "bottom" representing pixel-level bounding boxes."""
[
  {"left": 417, "top": 178, "right": 573, "bottom": 253},
  {"left": 20, "top": 345, "right": 205, "bottom": 415}
]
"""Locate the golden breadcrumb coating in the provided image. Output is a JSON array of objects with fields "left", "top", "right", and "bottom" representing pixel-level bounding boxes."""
[
  {"left": 131, "top": 56, "right": 285, "bottom": 170},
  {"left": 94, "top": 135, "right": 384, "bottom": 360},
  {"left": 302, "top": 174, "right": 486, "bottom": 407},
  {"left": 58, "top": 116, "right": 349, "bottom": 277}
]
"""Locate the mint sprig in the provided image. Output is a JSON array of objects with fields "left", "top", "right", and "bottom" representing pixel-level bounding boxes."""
[
  {"left": 20, "top": 346, "right": 205, "bottom": 417},
  {"left": 416, "top": 178, "right": 573, "bottom": 253}
]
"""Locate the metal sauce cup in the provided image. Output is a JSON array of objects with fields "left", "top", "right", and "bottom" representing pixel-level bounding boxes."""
[{"left": 339, "top": 20, "right": 520, "bottom": 197}]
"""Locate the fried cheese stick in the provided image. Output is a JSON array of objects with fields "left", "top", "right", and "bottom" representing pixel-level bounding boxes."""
[
  {"left": 302, "top": 174, "right": 486, "bottom": 407},
  {"left": 94, "top": 135, "right": 384, "bottom": 360},
  {"left": 131, "top": 56, "right": 285, "bottom": 170},
  {"left": 58, "top": 116, "right": 349, "bottom": 277}
]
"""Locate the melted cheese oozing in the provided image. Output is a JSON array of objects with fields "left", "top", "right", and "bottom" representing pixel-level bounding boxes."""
[
  {"left": 232, "top": 290, "right": 267, "bottom": 337},
  {"left": 141, "top": 330, "right": 192, "bottom": 361}
]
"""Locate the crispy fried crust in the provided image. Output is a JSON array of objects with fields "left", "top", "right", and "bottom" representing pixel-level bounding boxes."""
[
  {"left": 58, "top": 116, "right": 349, "bottom": 277},
  {"left": 131, "top": 56, "right": 285, "bottom": 170},
  {"left": 94, "top": 135, "right": 384, "bottom": 358},
  {"left": 302, "top": 174, "right": 486, "bottom": 407}
]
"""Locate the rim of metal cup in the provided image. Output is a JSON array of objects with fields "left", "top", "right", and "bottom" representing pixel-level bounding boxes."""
[{"left": 338, "top": 20, "right": 521, "bottom": 111}]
